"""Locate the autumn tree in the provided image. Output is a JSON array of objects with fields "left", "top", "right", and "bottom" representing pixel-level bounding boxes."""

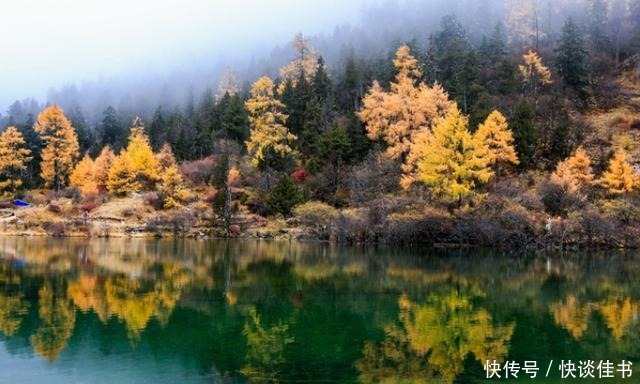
[
  {"left": 473, "top": 111, "right": 519, "bottom": 179},
  {"left": 34, "top": 106, "right": 80, "bottom": 190},
  {"left": 156, "top": 143, "right": 177, "bottom": 171},
  {"left": 107, "top": 120, "right": 159, "bottom": 195},
  {"left": 519, "top": 50, "right": 552, "bottom": 105},
  {"left": 504, "top": 0, "right": 543, "bottom": 49},
  {"left": 279, "top": 33, "right": 318, "bottom": 86},
  {"left": 70, "top": 154, "right": 98, "bottom": 195},
  {"left": 93, "top": 146, "right": 115, "bottom": 192},
  {"left": 550, "top": 147, "right": 594, "bottom": 193},
  {"left": 358, "top": 44, "right": 454, "bottom": 187},
  {"left": 417, "top": 107, "right": 491, "bottom": 206},
  {"left": 153, "top": 143, "right": 188, "bottom": 208},
  {"left": 245, "top": 76, "right": 296, "bottom": 170},
  {"left": 599, "top": 149, "right": 637, "bottom": 194},
  {"left": 216, "top": 68, "right": 239, "bottom": 100},
  {"left": 158, "top": 165, "right": 190, "bottom": 209},
  {"left": 0, "top": 127, "right": 32, "bottom": 194}
]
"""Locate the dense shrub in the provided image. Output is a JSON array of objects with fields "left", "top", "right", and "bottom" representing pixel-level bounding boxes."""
[
  {"left": 180, "top": 156, "right": 215, "bottom": 185},
  {"left": 79, "top": 200, "right": 98, "bottom": 212},
  {"left": 267, "top": 174, "right": 304, "bottom": 217},
  {"left": 539, "top": 180, "right": 584, "bottom": 216},
  {"left": 293, "top": 201, "right": 338, "bottom": 227},
  {"left": 349, "top": 153, "right": 400, "bottom": 207},
  {"left": 291, "top": 168, "right": 310, "bottom": 183},
  {"left": 43, "top": 220, "right": 65, "bottom": 236},
  {"left": 599, "top": 198, "right": 640, "bottom": 224}
]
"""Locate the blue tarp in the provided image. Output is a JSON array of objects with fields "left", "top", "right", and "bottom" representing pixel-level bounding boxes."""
[{"left": 12, "top": 199, "right": 30, "bottom": 207}]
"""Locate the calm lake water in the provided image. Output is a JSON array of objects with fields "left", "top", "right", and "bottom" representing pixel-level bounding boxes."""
[{"left": 0, "top": 237, "right": 638, "bottom": 383}]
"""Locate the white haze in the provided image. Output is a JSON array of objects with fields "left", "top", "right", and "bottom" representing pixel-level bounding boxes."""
[{"left": 0, "top": 0, "right": 371, "bottom": 112}]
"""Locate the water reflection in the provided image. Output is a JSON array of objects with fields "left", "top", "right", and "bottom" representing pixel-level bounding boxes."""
[{"left": 0, "top": 237, "right": 638, "bottom": 383}]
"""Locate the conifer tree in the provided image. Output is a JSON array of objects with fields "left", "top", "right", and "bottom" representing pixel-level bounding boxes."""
[
  {"left": 555, "top": 18, "right": 589, "bottom": 102},
  {"left": 16, "top": 113, "right": 41, "bottom": 188},
  {"left": 279, "top": 33, "right": 318, "bottom": 87},
  {"left": 93, "top": 146, "right": 115, "bottom": 192},
  {"left": 267, "top": 174, "right": 304, "bottom": 216},
  {"left": 216, "top": 69, "right": 239, "bottom": 100},
  {"left": 245, "top": 76, "right": 296, "bottom": 170},
  {"left": 588, "top": 0, "right": 610, "bottom": 51},
  {"left": 101, "top": 106, "right": 122, "bottom": 150},
  {"left": 158, "top": 165, "right": 190, "bottom": 209},
  {"left": 34, "top": 106, "right": 79, "bottom": 190},
  {"left": 519, "top": 51, "right": 552, "bottom": 104},
  {"left": 551, "top": 147, "right": 594, "bottom": 193},
  {"left": 221, "top": 94, "right": 249, "bottom": 142},
  {"left": 509, "top": 100, "right": 538, "bottom": 168},
  {"left": 0, "top": 127, "right": 32, "bottom": 194},
  {"left": 156, "top": 143, "right": 177, "bottom": 171},
  {"left": 70, "top": 155, "right": 98, "bottom": 195},
  {"left": 599, "top": 149, "right": 636, "bottom": 194},
  {"left": 67, "top": 105, "right": 92, "bottom": 154},
  {"left": 473, "top": 110, "right": 519, "bottom": 179},
  {"left": 359, "top": 44, "right": 454, "bottom": 186},
  {"left": 417, "top": 107, "right": 491, "bottom": 205},
  {"left": 149, "top": 106, "right": 167, "bottom": 151},
  {"left": 212, "top": 151, "right": 232, "bottom": 233},
  {"left": 107, "top": 120, "right": 158, "bottom": 194}
]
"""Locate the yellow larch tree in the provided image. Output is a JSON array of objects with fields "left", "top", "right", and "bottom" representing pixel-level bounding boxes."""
[
  {"left": 216, "top": 68, "right": 239, "bottom": 100},
  {"left": 279, "top": 32, "right": 318, "bottom": 87},
  {"left": 0, "top": 126, "right": 32, "bottom": 194},
  {"left": 504, "top": 0, "right": 544, "bottom": 48},
  {"left": 519, "top": 50, "right": 552, "bottom": 103},
  {"left": 70, "top": 154, "right": 98, "bottom": 195},
  {"left": 599, "top": 148, "right": 637, "bottom": 194},
  {"left": 158, "top": 165, "right": 190, "bottom": 209},
  {"left": 550, "top": 147, "right": 594, "bottom": 193},
  {"left": 245, "top": 76, "right": 296, "bottom": 168},
  {"left": 93, "top": 146, "right": 116, "bottom": 192},
  {"left": 107, "top": 122, "right": 159, "bottom": 195},
  {"left": 34, "top": 106, "right": 79, "bottom": 190},
  {"left": 106, "top": 153, "right": 135, "bottom": 196},
  {"left": 473, "top": 111, "right": 519, "bottom": 179},
  {"left": 156, "top": 143, "right": 177, "bottom": 171},
  {"left": 358, "top": 44, "right": 454, "bottom": 187},
  {"left": 155, "top": 143, "right": 190, "bottom": 209},
  {"left": 417, "top": 107, "right": 492, "bottom": 205}
]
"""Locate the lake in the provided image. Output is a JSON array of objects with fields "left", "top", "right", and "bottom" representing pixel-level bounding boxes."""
[{"left": 0, "top": 237, "right": 638, "bottom": 383}]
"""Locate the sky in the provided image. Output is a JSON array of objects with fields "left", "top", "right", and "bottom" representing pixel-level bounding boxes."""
[{"left": 0, "top": 0, "right": 372, "bottom": 112}]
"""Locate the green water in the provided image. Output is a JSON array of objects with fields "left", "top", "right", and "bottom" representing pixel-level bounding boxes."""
[{"left": 0, "top": 237, "right": 639, "bottom": 383}]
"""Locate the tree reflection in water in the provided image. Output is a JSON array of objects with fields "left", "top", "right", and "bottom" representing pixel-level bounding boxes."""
[{"left": 0, "top": 238, "right": 637, "bottom": 383}]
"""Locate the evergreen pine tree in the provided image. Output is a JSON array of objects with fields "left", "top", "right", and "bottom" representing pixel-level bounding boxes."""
[
  {"left": 267, "top": 174, "right": 304, "bottom": 216},
  {"left": 555, "top": 18, "right": 589, "bottom": 103},
  {"left": 101, "top": 106, "right": 123, "bottom": 150},
  {"left": 509, "top": 99, "right": 538, "bottom": 169}
]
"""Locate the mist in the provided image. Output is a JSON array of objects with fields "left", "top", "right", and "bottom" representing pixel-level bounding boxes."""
[
  {"left": 0, "top": 0, "right": 622, "bottom": 125},
  {"left": 0, "top": 0, "right": 371, "bottom": 113}
]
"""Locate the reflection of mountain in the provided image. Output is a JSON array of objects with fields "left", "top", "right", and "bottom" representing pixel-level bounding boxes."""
[{"left": 0, "top": 238, "right": 638, "bottom": 382}]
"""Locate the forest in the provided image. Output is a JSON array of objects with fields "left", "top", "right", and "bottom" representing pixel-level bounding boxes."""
[{"left": 0, "top": 0, "right": 640, "bottom": 248}]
